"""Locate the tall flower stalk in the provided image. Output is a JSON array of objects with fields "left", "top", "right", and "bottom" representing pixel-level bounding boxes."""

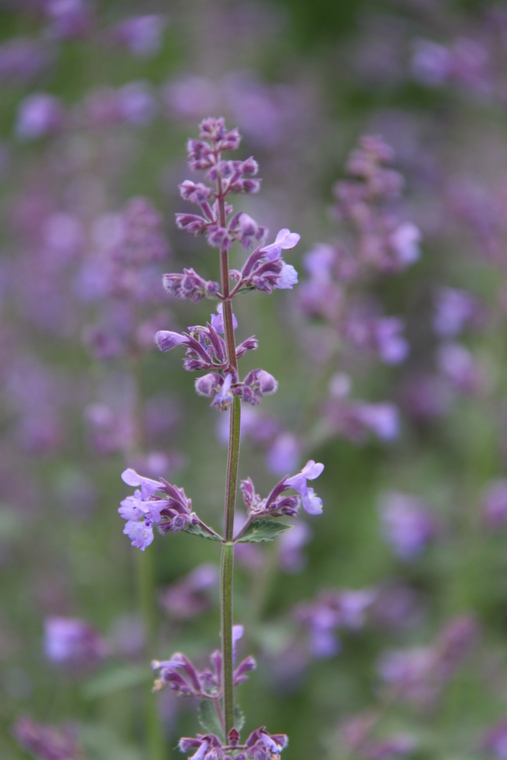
[{"left": 119, "top": 117, "right": 324, "bottom": 757}]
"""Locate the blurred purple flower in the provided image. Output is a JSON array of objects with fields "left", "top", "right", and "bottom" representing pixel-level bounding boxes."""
[
  {"left": 380, "top": 492, "right": 437, "bottom": 560},
  {"left": 483, "top": 480, "right": 507, "bottom": 528},
  {"left": 16, "top": 93, "right": 64, "bottom": 140},
  {"left": 159, "top": 564, "right": 219, "bottom": 620},
  {"left": 112, "top": 15, "right": 167, "bottom": 57},
  {"left": 13, "top": 715, "right": 83, "bottom": 760},
  {"left": 44, "top": 617, "right": 107, "bottom": 671},
  {"left": 433, "top": 287, "right": 483, "bottom": 337}
]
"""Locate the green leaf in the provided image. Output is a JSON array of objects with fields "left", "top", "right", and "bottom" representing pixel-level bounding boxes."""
[
  {"left": 82, "top": 664, "right": 151, "bottom": 700},
  {"left": 233, "top": 704, "right": 245, "bottom": 732},
  {"left": 236, "top": 519, "right": 293, "bottom": 543},
  {"left": 197, "top": 699, "right": 223, "bottom": 737},
  {"left": 184, "top": 522, "right": 223, "bottom": 542}
]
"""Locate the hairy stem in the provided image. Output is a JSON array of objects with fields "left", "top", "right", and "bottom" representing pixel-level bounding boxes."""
[
  {"left": 217, "top": 173, "right": 241, "bottom": 734},
  {"left": 220, "top": 541, "right": 235, "bottom": 735}
]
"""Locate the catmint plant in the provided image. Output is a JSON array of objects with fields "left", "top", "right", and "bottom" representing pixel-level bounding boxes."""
[{"left": 119, "top": 117, "right": 324, "bottom": 756}]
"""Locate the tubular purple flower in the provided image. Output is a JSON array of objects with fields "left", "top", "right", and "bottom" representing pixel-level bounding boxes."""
[
  {"left": 155, "top": 330, "right": 187, "bottom": 352},
  {"left": 211, "top": 303, "right": 238, "bottom": 334},
  {"left": 244, "top": 368, "right": 278, "bottom": 396},
  {"left": 121, "top": 467, "right": 161, "bottom": 494},
  {"left": 275, "top": 263, "right": 298, "bottom": 289},
  {"left": 195, "top": 373, "right": 224, "bottom": 398},
  {"left": 211, "top": 372, "right": 234, "bottom": 410},
  {"left": 260, "top": 228, "right": 301, "bottom": 261},
  {"left": 124, "top": 518, "right": 154, "bottom": 551},
  {"left": 285, "top": 460, "right": 325, "bottom": 515}
]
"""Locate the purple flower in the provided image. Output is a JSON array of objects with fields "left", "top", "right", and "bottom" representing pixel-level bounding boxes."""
[
  {"left": 13, "top": 715, "right": 82, "bottom": 760},
  {"left": 210, "top": 303, "right": 238, "bottom": 334},
  {"left": 16, "top": 93, "right": 63, "bottom": 140},
  {"left": 156, "top": 331, "right": 187, "bottom": 351},
  {"left": 0, "top": 38, "right": 51, "bottom": 84},
  {"left": 260, "top": 228, "right": 301, "bottom": 260},
  {"left": 482, "top": 719, "right": 507, "bottom": 759},
  {"left": 285, "top": 460, "right": 325, "bottom": 515},
  {"left": 112, "top": 15, "right": 167, "bottom": 57},
  {"left": 389, "top": 222, "right": 421, "bottom": 267},
  {"left": 380, "top": 492, "right": 437, "bottom": 560},
  {"left": 436, "top": 342, "right": 484, "bottom": 394},
  {"left": 433, "top": 287, "right": 482, "bottom": 338},
  {"left": 278, "top": 522, "right": 312, "bottom": 573},
  {"left": 266, "top": 433, "right": 302, "bottom": 476},
  {"left": 483, "top": 480, "right": 507, "bottom": 528},
  {"left": 45, "top": 0, "right": 94, "bottom": 40},
  {"left": 276, "top": 262, "right": 299, "bottom": 289},
  {"left": 159, "top": 563, "right": 219, "bottom": 620},
  {"left": 44, "top": 617, "right": 107, "bottom": 670},
  {"left": 119, "top": 469, "right": 194, "bottom": 550}
]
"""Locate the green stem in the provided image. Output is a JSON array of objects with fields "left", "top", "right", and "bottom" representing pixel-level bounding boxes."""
[
  {"left": 220, "top": 542, "right": 235, "bottom": 735},
  {"left": 216, "top": 164, "right": 242, "bottom": 736}
]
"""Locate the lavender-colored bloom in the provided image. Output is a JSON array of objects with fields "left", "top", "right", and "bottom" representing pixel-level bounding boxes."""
[
  {"left": 483, "top": 480, "right": 507, "bottom": 528},
  {"left": 13, "top": 715, "right": 82, "bottom": 760},
  {"left": 482, "top": 719, "right": 507, "bottom": 759},
  {"left": 377, "top": 647, "right": 435, "bottom": 706},
  {"left": 340, "top": 714, "right": 417, "bottom": 760},
  {"left": 276, "top": 262, "right": 299, "bottom": 289},
  {"left": 388, "top": 222, "right": 421, "bottom": 267},
  {"left": 260, "top": 228, "right": 301, "bottom": 260},
  {"left": 285, "top": 460, "right": 325, "bottom": 515},
  {"left": 211, "top": 372, "right": 234, "bottom": 410},
  {"left": 411, "top": 39, "right": 452, "bottom": 85},
  {"left": 159, "top": 564, "right": 219, "bottom": 620},
  {"left": 16, "top": 93, "right": 63, "bottom": 140},
  {"left": 44, "top": 617, "right": 107, "bottom": 670},
  {"left": 153, "top": 646, "right": 256, "bottom": 697},
  {"left": 278, "top": 522, "right": 312, "bottom": 573},
  {"left": 380, "top": 492, "right": 437, "bottom": 560},
  {"left": 119, "top": 468, "right": 195, "bottom": 550},
  {"left": 112, "top": 15, "right": 167, "bottom": 57},
  {"left": 44, "top": 0, "right": 93, "bottom": 39},
  {"left": 266, "top": 433, "right": 302, "bottom": 476},
  {"left": 353, "top": 402, "right": 400, "bottom": 441},
  {"left": 114, "top": 197, "right": 169, "bottom": 264},
  {"left": 211, "top": 303, "right": 238, "bottom": 334},
  {"left": 164, "top": 76, "right": 220, "bottom": 121},
  {"left": 433, "top": 287, "right": 482, "bottom": 337},
  {"left": 156, "top": 331, "right": 187, "bottom": 352},
  {"left": 163, "top": 268, "right": 219, "bottom": 302},
  {"left": 377, "top": 616, "right": 477, "bottom": 707},
  {"left": 436, "top": 342, "right": 484, "bottom": 394},
  {"left": 117, "top": 81, "right": 157, "bottom": 125},
  {"left": 296, "top": 588, "right": 375, "bottom": 658},
  {"left": 0, "top": 38, "right": 52, "bottom": 84}
]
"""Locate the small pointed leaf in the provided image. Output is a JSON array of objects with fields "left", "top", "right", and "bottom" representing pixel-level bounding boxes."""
[
  {"left": 197, "top": 699, "right": 223, "bottom": 737},
  {"left": 237, "top": 519, "right": 293, "bottom": 544},
  {"left": 184, "top": 523, "right": 223, "bottom": 542}
]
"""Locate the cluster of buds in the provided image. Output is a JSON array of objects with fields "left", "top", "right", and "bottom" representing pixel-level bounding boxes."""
[
  {"left": 152, "top": 647, "right": 256, "bottom": 698},
  {"left": 13, "top": 715, "right": 85, "bottom": 760},
  {"left": 156, "top": 310, "right": 279, "bottom": 409},
  {"left": 335, "top": 135, "right": 421, "bottom": 273},
  {"left": 377, "top": 616, "right": 479, "bottom": 709},
  {"left": 238, "top": 460, "right": 325, "bottom": 523},
  {"left": 178, "top": 727, "right": 288, "bottom": 760}
]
